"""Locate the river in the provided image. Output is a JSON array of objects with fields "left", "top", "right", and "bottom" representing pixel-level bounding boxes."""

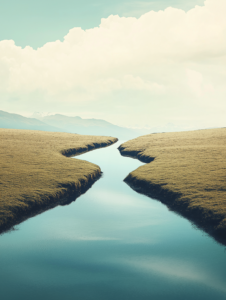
[{"left": 0, "top": 140, "right": 226, "bottom": 300}]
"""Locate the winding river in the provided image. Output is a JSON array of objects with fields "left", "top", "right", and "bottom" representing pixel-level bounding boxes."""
[{"left": 1, "top": 141, "right": 226, "bottom": 300}]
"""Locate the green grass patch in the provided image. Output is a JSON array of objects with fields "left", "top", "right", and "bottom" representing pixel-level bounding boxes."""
[
  {"left": 119, "top": 128, "right": 226, "bottom": 245},
  {"left": 0, "top": 129, "right": 117, "bottom": 233}
]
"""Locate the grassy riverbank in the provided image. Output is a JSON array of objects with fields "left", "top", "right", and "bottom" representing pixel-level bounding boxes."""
[
  {"left": 119, "top": 128, "right": 226, "bottom": 244},
  {"left": 0, "top": 129, "right": 117, "bottom": 233}
]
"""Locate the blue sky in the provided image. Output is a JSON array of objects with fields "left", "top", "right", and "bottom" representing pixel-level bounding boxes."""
[{"left": 1, "top": 0, "right": 204, "bottom": 48}]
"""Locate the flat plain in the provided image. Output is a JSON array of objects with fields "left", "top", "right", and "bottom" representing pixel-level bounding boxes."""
[
  {"left": 119, "top": 128, "right": 226, "bottom": 244},
  {"left": 0, "top": 129, "right": 117, "bottom": 233}
]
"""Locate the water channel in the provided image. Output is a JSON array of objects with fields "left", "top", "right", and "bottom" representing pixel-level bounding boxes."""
[{"left": 1, "top": 141, "right": 226, "bottom": 300}]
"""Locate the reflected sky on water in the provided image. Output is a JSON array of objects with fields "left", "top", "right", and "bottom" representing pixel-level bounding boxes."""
[{"left": 0, "top": 141, "right": 226, "bottom": 300}]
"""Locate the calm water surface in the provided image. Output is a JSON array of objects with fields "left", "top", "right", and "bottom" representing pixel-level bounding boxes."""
[{"left": 1, "top": 141, "right": 226, "bottom": 300}]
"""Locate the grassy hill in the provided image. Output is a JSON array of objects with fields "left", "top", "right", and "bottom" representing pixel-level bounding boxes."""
[
  {"left": 0, "top": 129, "right": 117, "bottom": 233},
  {"left": 119, "top": 128, "right": 226, "bottom": 245}
]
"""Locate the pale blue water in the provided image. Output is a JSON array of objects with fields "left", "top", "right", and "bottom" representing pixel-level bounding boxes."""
[{"left": 1, "top": 141, "right": 226, "bottom": 300}]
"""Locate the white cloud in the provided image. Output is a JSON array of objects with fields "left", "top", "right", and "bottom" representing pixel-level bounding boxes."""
[
  {"left": 1, "top": 0, "right": 226, "bottom": 128},
  {"left": 186, "top": 69, "right": 214, "bottom": 97}
]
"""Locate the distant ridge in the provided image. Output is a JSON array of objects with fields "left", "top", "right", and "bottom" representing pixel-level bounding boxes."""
[
  {"left": 38, "top": 114, "right": 138, "bottom": 139},
  {"left": 0, "top": 110, "right": 143, "bottom": 139},
  {"left": 0, "top": 110, "right": 62, "bottom": 132}
]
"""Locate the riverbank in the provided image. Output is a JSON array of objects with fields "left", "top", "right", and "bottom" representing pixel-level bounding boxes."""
[
  {"left": 0, "top": 129, "right": 117, "bottom": 233},
  {"left": 118, "top": 128, "right": 226, "bottom": 245}
]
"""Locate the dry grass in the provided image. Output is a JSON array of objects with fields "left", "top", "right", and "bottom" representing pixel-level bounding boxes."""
[
  {"left": 0, "top": 129, "right": 117, "bottom": 232},
  {"left": 119, "top": 128, "right": 226, "bottom": 243}
]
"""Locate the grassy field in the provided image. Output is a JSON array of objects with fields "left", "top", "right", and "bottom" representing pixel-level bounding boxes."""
[
  {"left": 0, "top": 129, "right": 117, "bottom": 233},
  {"left": 119, "top": 128, "right": 226, "bottom": 244}
]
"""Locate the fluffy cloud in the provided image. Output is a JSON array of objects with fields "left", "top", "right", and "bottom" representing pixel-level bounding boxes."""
[{"left": 0, "top": 0, "right": 226, "bottom": 127}]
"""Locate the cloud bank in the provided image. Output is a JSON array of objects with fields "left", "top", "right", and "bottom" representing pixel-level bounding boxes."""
[{"left": 0, "top": 0, "right": 226, "bottom": 128}]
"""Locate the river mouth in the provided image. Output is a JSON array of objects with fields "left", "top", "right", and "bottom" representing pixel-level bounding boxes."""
[{"left": 0, "top": 141, "right": 226, "bottom": 300}]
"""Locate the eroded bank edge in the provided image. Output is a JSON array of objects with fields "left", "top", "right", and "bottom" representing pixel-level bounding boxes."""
[
  {"left": 0, "top": 138, "right": 118, "bottom": 234},
  {"left": 61, "top": 138, "right": 118, "bottom": 157},
  {"left": 118, "top": 144, "right": 226, "bottom": 247}
]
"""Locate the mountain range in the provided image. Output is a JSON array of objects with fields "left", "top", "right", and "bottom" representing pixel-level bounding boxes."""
[
  {"left": 0, "top": 110, "right": 200, "bottom": 140},
  {"left": 0, "top": 110, "right": 146, "bottom": 140}
]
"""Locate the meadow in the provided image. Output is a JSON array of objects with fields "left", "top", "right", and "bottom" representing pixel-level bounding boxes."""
[
  {"left": 119, "top": 128, "right": 226, "bottom": 243},
  {"left": 0, "top": 129, "right": 117, "bottom": 233}
]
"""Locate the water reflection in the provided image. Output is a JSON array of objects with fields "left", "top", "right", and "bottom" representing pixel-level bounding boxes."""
[{"left": 0, "top": 141, "right": 226, "bottom": 300}]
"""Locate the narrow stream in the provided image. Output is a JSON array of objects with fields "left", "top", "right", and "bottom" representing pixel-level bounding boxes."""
[{"left": 1, "top": 141, "right": 226, "bottom": 300}]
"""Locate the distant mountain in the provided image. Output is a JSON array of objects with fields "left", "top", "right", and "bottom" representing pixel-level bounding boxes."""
[
  {"left": 0, "top": 110, "right": 62, "bottom": 132},
  {"left": 37, "top": 114, "right": 140, "bottom": 139},
  {"left": 0, "top": 110, "right": 199, "bottom": 140},
  {"left": 0, "top": 110, "right": 144, "bottom": 139}
]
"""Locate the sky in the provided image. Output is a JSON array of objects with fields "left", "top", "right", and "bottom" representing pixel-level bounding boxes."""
[{"left": 1, "top": 0, "right": 226, "bottom": 129}]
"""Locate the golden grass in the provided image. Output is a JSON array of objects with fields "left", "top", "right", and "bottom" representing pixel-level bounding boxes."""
[
  {"left": 119, "top": 128, "right": 226, "bottom": 243},
  {"left": 0, "top": 129, "right": 117, "bottom": 233}
]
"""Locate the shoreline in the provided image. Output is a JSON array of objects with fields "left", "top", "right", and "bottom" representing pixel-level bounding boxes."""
[
  {"left": 0, "top": 169, "right": 102, "bottom": 235},
  {"left": 118, "top": 133, "right": 226, "bottom": 247},
  {"left": 0, "top": 129, "right": 117, "bottom": 234}
]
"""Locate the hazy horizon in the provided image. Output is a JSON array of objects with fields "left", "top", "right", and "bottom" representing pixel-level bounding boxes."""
[{"left": 1, "top": 0, "right": 225, "bottom": 131}]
